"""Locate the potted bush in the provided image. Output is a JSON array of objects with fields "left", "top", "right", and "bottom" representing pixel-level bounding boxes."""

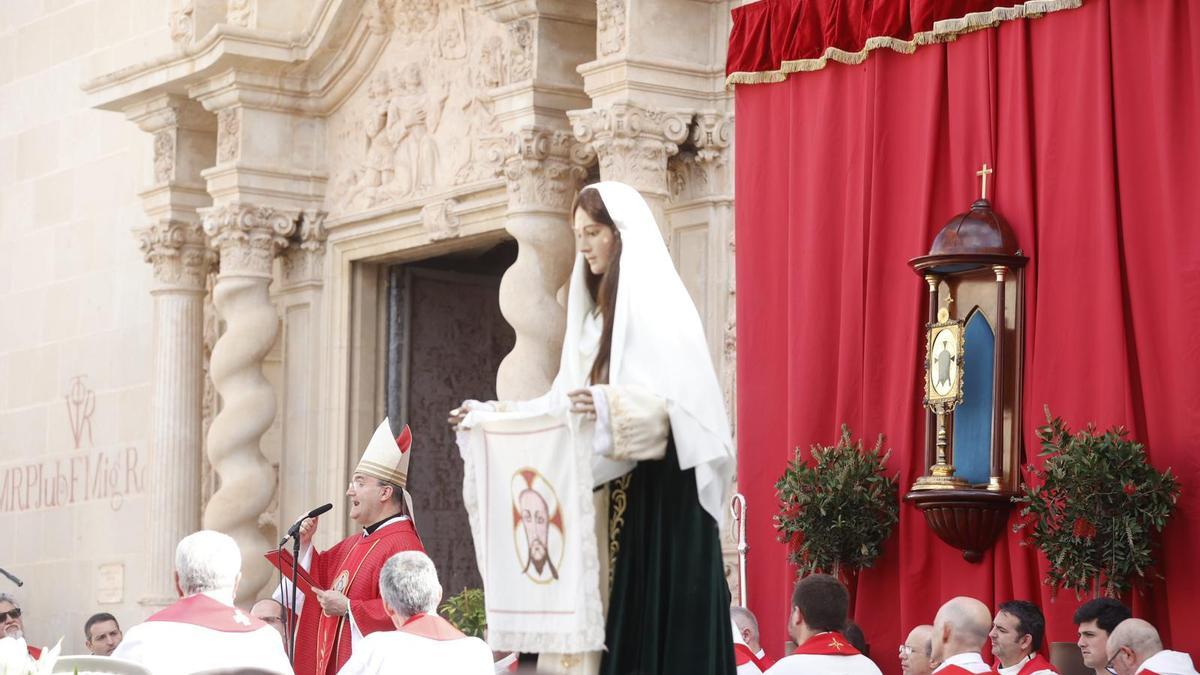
[
  {"left": 775, "top": 425, "right": 900, "bottom": 581},
  {"left": 1013, "top": 408, "right": 1180, "bottom": 598},
  {"left": 440, "top": 587, "right": 487, "bottom": 638}
]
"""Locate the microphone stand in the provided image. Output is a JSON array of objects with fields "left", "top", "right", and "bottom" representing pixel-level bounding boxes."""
[{"left": 290, "top": 533, "right": 301, "bottom": 665}]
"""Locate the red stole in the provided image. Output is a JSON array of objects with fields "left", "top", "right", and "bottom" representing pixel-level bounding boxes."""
[
  {"left": 792, "top": 631, "right": 861, "bottom": 656},
  {"left": 145, "top": 594, "right": 267, "bottom": 632},
  {"left": 27, "top": 645, "right": 42, "bottom": 660},
  {"left": 1015, "top": 654, "right": 1058, "bottom": 675},
  {"left": 400, "top": 612, "right": 466, "bottom": 641},
  {"left": 292, "top": 518, "right": 424, "bottom": 675},
  {"left": 938, "top": 666, "right": 994, "bottom": 675},
  {"left": 735, "top": 642, "right": 768, "bottom": 670}
]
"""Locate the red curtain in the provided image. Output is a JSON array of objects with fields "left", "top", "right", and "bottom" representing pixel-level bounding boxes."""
[{"left": 734, "top": 1, "right": 1200, "bottom": 672}]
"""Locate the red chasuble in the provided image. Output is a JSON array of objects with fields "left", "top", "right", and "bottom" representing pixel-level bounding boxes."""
[
  {"left": 292, "top": 519, "right": 424, "bottom": 675},
  {"left": 26, "top": 645, "right": 41, "bottom": 660}
]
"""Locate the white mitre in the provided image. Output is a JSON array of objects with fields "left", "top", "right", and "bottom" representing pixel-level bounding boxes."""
[{"left": 355, "top": 418, "right": 416, "bottom": 523}]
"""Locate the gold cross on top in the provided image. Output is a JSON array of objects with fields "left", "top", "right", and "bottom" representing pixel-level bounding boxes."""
[{"left": 976, "top": 163, "right": 994, "bottom": 200}]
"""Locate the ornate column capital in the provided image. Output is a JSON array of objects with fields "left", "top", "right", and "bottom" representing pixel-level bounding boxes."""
[
  {"left": 281, "top": 209, "right": 328, "bottom": 286},
  {"left": 569, "top": 102, "right": 691, "bottom": 199},
  {"left": 201, "top": 202, "right": 298, "bottom": 277},
  {"left": 495, "top": 126, "right": 592, "bottom": 213},
  {"left": 668, "top": 110, "right": 734, "bottom": 204},
  {"left": 138, "top": 219, "right": 215, "bottom": 291}
]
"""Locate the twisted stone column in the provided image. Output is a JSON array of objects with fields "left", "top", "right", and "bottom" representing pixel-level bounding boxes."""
[
  {"left": 138, "top": 219, "right": 213, "bottom": 605},
  {"left": 494, "top": 127, "right": 590, "bottom": 400},
  {"left": 200, "top": 202, "right": 296, "bottom": 603}
]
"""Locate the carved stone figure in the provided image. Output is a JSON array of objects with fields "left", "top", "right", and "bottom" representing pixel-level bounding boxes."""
[
  {"left": 598, "top": 0, "right": 626, "bottom": 56},
  {"left": 479, "top": 36, "right": 506, "bottom": 90},
  {"left": 359, "top": 72, "right": 396, "bottom": 197},
  {"left": 386, "top": 63, "right": 448, "bottom": 197},
  {"left": 438, "top": 7, "right": 467, "bottom": 60},
  {"left": 509, "top": 20, "right": 534, "bottom": 82}
]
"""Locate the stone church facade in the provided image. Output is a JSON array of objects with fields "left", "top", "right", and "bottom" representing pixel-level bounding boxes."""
[{"left": 0, "top": 0, "right": 738, "bottom": 653}]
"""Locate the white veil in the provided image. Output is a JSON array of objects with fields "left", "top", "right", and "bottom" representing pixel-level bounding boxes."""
[{"left": 553, "top": 181, "right": 735, "bottom": 526}]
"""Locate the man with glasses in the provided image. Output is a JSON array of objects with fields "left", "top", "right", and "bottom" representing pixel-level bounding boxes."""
[
  {"left": 284, "top": 419, "right": 425, "bottom": 675},
  {"left": 1074, "top": 598, "right": 1131, "bottom": 675},
  {"left": 1105, "top": 619, "right": 1198, "bottom": 675},
  {"left": 0, "top": 593, "right": 41, "bottom": 661},
  {"left": 900, "top": 625, "right": 935, "bottom": 675}
]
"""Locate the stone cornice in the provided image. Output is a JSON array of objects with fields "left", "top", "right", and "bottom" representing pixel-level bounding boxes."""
[{"left": 85, "top": 0, "right": 390, "bottom": 116}]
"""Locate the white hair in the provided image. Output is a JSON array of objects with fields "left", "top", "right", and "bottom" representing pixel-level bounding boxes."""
[
  {"left": 379, "top": 551, "right": 442, "bottom": 618},
  {"left": 0, "top": 593, "right": 17, "bottom": 608},
  {"left": 175, "top": 530, "right": 241, "bottom": 595},
  {"left": 731, "top": 606, "right": 760, "bottom": 639}
]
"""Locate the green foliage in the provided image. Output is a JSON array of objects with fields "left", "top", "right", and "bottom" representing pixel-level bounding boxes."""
[
  {"left": 774, "top": 425, "right": 900, "bottom": 578},
  {"left": 440, "top": 587, "right": 487, "bottom": 639},
  {"left": 1013, "top": 408, "right": 1180, "bottom": 598}
]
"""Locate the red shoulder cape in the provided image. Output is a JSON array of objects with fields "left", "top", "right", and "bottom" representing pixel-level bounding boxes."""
[
  {"left": 146, "top": 594, "right": 267, "bottom": 633},
  {"left": 400, "top": 613, "right": 467, "bottom": 641},
  {"left": 792, "top": 631, "right": 861, "bottom": 657}
]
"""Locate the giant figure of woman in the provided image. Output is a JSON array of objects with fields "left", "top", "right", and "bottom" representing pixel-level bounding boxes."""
[{"left": 451, "top": 181, "right": 736, "bottom": 674}]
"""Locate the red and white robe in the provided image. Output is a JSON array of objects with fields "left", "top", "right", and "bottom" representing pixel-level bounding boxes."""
[
  {"left": 288, "top": 516, "right": 424, "bottom": 675},
  {"left": 764, "top": 631, "right": 883, "bottom": 675},
  {"left": 997, "top": 653, "right": 1058, "bottom": 675},
  {"left": 338, "top": 612, "right": 494, "bottom": 675},
  {"left": 933, "top": 652, "right": 996, "bottom": 675},
  {"left": 112, "top": 592, "right": 291, "bottom": 675}
]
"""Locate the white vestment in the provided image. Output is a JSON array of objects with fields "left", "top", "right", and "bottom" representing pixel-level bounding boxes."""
[
  {"left": 932, "top": 652, "right": 995, "bottom": 674},
  {"left": 113, "top": 592, "right": 291, "bottom": 675},
  {"left": 337, "top": 630, "right": 493, "bottom": 675},
  {"left": 1138, "top": 650, "right": 1200, "bottom": 675},
  {"left": 765, "top": 653, "right": 882, "bottom": 675},
  {"left": 998, "top": 654, "right": 1056, "bottom": 675}
]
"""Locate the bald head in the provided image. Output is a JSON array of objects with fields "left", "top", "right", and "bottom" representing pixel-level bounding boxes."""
[
  {"left": 931, "top": 597, "right": 992, "bottom": 663},
  {"left": 907, "top": 625, "right": 933, "bottom": 655},
  {"left": 902, "top": 625, "right": 935, "bottom": 675},
  {"left": 1107, "top": 619, "right": 1162, "bottom": 665},
  {"left": 731, "top": 606, "right": 762, "bottom": 652}
]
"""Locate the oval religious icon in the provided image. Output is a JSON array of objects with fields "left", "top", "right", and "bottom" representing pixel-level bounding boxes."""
[
  {"left": 332, "top": 570, "right": 349, "bottom": 595},
  {"left": 925, "top": 309, "right": 965, "bottom": 412},
  {"left": 510, "top": 468, "right": 565, "bottom": 585}
]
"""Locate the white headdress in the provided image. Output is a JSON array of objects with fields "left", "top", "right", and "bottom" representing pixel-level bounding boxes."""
[{"left": 555, "top": 181, "right": 735, "bottom": 525}]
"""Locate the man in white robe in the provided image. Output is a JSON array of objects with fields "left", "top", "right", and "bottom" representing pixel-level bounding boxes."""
[
  {"left": 930, "top": 597, "right": 994, "bottom": 675},
  {"left": 339, "top": 551, "right": 493, "bottom": 675},
  {"left": 765, "top": 574, "right": 881, "bottom": 675},
  {"left": 1106, "top": 619, "right": 1199, "bottom": 675},
  {"left": 113, "top": 530, "right": 291, "bottom": 675}
]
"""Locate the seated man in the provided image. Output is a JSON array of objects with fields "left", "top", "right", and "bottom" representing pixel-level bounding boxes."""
[
  {"left": 84, "top": 612, "right": 124, "bottom": 656},
  {"left": 930, "top": 597, "right": 992, "bottom": 674},
  {"left": 339, "top": 551, "right": 493, "bottom": 675},
  {"left": 900, "top": 625, "right": 935, "bottom": 675},
  {"left": 765, "top": 574, "right": 882, "bottom": 675},
  {"left": 732, "top": 606, "right": 773, "bottom": 673},
  {"left": 1106, "top": 618, "right": 1198, "bottom": 675},
  {"left": 113, "top": 530, "right": 291, "bottom": 675},
  {"left": 1074, "top": 598, "right": 1131, "bottom": 675},
  {"left": 989, "top": 600, "right": 1058, "bottom": 674},
  {"left": 0, "top": 593, "right": 41, "bottom": 661}
]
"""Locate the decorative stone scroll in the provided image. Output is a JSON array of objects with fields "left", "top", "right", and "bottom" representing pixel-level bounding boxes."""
[
  {"left": 597, "top": 0, "right": 626, "bottom": 56},
  {"left": 138, "top": 219, "right": 214, "bottom": 290},
  {"left": 217, "top": 108, "right": 240, "bottom": 163},
  {"left": 421, "top": 199, "right": 461, "bottom": 241},
  {"left": 282, "top": 209, "right": 328, "bottom": 285},
  {"left": 570, "top": 103, "right": 691, "bottom": 203}
]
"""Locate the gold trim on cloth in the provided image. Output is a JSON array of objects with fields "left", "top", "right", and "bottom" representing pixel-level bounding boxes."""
[
  {"left": 607, "top": 473, "right": 633, "bottom": 593},
  {"left": 356, "top": 460, "right": 407, "bottom": 488},
  {"left": 726, "top": 0, "right": 1082, "bottom": 87}
]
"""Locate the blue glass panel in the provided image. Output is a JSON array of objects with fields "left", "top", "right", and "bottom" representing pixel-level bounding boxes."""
[{"left": 953, "top": 310, "right": 995, "bottom": 485}]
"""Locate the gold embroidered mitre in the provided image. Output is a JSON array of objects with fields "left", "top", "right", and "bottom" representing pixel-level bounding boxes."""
[{"left": 355, "top": 418, "right": 412, "bottom": 488}]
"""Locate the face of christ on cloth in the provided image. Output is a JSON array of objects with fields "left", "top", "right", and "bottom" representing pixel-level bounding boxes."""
[{"left": 511, "top": 468, "right": 563, "bottom": 583}]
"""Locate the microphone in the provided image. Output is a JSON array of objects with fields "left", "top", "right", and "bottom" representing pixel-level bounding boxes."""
[
  {"left": 279, "top": 503, "right": 333, "bottom": 547},
  {"left": 0, "top": 567, "right": 22, "bottom": 587}
]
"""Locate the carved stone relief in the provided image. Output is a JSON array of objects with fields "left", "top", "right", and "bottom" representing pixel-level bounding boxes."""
[
  {"left": 363, "top": 0, "right": 396, "bottom": 34},
  {"left": 508, "top": 20, "right": 534, "bottom": 81},
  {"left": 169, "top": 0, "right": 195, "bottom": 46},
  {"left": 282, "top": 210, "right": 328, "bottom": 285},
  {"left": 217, "top": 108, "right": 240, "bottom": 163},
  {"left": 597, "top": 0, "right": 626, "bottom": 57},
  {"left": 153, "top": 129, "right": 177, "bottom": 185},
  {"left": 421, "top": 199, "right": 460, "bottom": 241},
  {"left": 326, "top": 0, "right": 513, "bottom": 216},
  {"left": 226, "top": 0, "right": 253, "bottom": 28}
]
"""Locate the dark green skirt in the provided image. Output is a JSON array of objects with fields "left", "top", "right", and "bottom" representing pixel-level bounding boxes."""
[{"left": 599, "top": 438, "right": 736, "bottom": 675}]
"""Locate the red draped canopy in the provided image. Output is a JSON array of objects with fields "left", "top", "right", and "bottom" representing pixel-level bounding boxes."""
[{"left": 731, "top": 0, "right": 1200, "bottom": 672}]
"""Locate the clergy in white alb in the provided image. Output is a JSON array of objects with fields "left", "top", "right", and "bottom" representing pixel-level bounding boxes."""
[
  {"left": 113, "top": 530, "right": 291, "bottom": 675},
  {"left": 338, "top": 551, "right": 493, "bottom": 675},
  {"left": 929, "top": 597, "right": 995, "bottom": 675},
  {"left": 1106, "top": 619, "right": 1200, "bottom": 675},
  {"left": 765, "top": 574, "right": 881, "bottom": 675}
]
